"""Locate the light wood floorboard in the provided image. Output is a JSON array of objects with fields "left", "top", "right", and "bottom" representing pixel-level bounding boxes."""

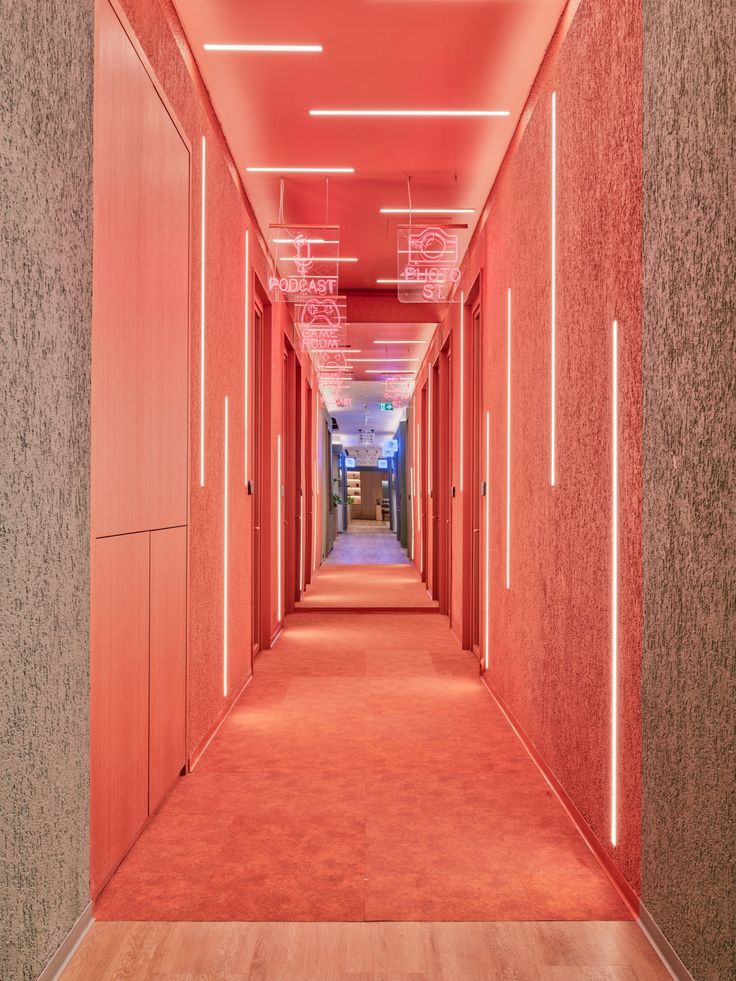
[{"left": 62, "top": 921, "right": 670, "bottom": 980}]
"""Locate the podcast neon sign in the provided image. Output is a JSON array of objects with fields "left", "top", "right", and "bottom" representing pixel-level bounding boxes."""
[
  {"left": 269, "top": 274, "right": 338, "bottom": 297},
  {"left": 270, "top": 225, "right": 340, "bottom": 300}
]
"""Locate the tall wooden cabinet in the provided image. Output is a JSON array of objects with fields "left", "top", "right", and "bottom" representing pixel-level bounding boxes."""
[{"left": 90, "top": 0, "right": 190, "bottom": 897}]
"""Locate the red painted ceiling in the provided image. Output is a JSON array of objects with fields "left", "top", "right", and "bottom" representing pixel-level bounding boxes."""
[{"left": 173, "top": 0, "right": 566, "bottom": 436}]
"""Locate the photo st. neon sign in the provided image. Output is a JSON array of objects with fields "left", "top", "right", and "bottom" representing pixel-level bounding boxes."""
[{"left": 397, "top": 225, "right": 462, "bottom": 303}]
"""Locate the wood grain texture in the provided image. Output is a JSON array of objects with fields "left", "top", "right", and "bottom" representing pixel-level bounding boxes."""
[
  {"left": 92, "top": 0, "right": 189, "bottom": 539},
  {"left": 149, "top": 527, "right": 187, "bottom": 813},
  {"left": 62, "top": 920, "right": 669, "bottom": 980},
  {"left": 90, "top": 533, "right": 150, "bottom": 896}
]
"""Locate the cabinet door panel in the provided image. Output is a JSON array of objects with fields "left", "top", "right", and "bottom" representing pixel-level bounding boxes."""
[
  {"left": 92, "top": 0, "right": 189, "bottom": 537},
  {"left": 149, "top": 526, "right": 187, "bottom": 811},
  {"left": 90, "top": 532, "right": 149, "bottom": 896}
]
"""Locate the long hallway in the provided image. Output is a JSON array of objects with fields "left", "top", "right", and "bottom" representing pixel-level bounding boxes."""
[{"left": 3, "top": 0, "right": 733, "bottom": 979}]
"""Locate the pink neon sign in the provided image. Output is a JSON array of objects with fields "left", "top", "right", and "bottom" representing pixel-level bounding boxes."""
[
  {"left": 297, "top": 296, "right": 347, "bottom": 353},
  {"left": 397, "top": 225, "right": 462, "bottom": 303},
  {"left": 270, "top": 225, "right": 340, "bottom": 300},
  {"left": 384, "top": 375, "right": 414, "bottom": 403}
]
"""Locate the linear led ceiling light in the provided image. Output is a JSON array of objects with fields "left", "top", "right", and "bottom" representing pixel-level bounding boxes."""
[
  {"left": 346, "top": 358, "right": 418, "bottom": 362},
  {"left": 380, "top": 208, "right": 475, "bottom": 214},
  {"left": 247, "top": 166, "right": 353, "bottom": 173},
  {"left": 272, "top": 238, "right": 339, "bottom": 245},
  {"left": 365, "top": 369, "right": 415, "bottom": 374},
  {"left": 373, "top": 340, "right": 425, "bottom": 345},
  {"left": 310, "top": 109, "right": 509, "bottom": 117},
  {"left": 281, "top": 256, "right": 358, "bottom": 262},
  {"left": 205, "top": 43, "right": 323, "bottom": 53}
]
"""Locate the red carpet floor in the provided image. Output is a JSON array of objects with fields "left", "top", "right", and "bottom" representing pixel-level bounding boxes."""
[
  {"left": 297, "top": 564, "right": 438, "bottom": 609},
  {"left": 324, "top": 520, "right": 411, "bottom": 565},
  {"left": 95, "top": 612, "right": 630, "bottom": 922}
]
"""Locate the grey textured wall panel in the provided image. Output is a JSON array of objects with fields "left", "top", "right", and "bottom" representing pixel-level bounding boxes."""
[
  {"left": 0, "top": 1, "right": 94, "bottom": 979},
  {"left": 642, "top": 2, "right": 736, "bottom": 979}
]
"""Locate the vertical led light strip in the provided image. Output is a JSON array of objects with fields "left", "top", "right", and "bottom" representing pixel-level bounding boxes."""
[
  {"left": 313, "top": 461, "right": 318, "bottom": 571},
  {"left": 416, "top": 422, "right": 423, "bottom": 574},
  {"left": 459, "top": 293, "right": 465, "bottom": 492},
  {"left": 299, "top": 493, "right": 304, "bottom": 593},
  {"left": 611, "top": 319, "right": 619, "bottom": 846},
  {"left": 199, "top": 138, "right": 207, "bottom": 487},
  {"left": 428, "top": 368, "right": 432, "bottom": 496},
  {"left": 409, "top": 465, "right": 415, "bottom": 560},
  {"left": 223, "top": 396, "right": 229, "bottom": 696},
  {"left": 550, "top": 92, "right": 557, "bottom": 487},
  {"left": 313, "top": 399, "right": 320, "bottom": 570},
  {"left": 277, "top": 434, "right": 283, "bottom": 622},
  {"left": 484, "top": 411, "right": 490, "bottom": 670},
  {"left": 244, "top": 229, "right": 250, "bottom": 482},
  {"left": 506, "top": 288, "right": 511, "bottom": 590}
]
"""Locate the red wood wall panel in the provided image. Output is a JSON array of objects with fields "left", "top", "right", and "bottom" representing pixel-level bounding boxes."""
[
  {"left": 107, "top": 0, "right": 320, "bottom": 759},
  {"left": 149, "top": 526, "right": 187, "bottom": 812},
  {"left": 92, "top": 0, "right": 189, "bottom": 539},
  {"left": 90, "top": 532, "right": 150, "bottom": 896}
]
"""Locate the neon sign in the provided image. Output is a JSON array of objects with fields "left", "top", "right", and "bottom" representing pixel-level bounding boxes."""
[
  {"left": 384, "top": 374, "right": 413, "bottom": 404},
  {"left": 269, "top": 225, "right": 340, "bottom": 301},
  {"left": 397, "top": 225, "right": 462, "bottom": 303},
  {"left": 383, "top": 438, "right": 399, "bottom": 456},
  {"left": 297, "top": 296, "right": 347, "bottom": 353}
]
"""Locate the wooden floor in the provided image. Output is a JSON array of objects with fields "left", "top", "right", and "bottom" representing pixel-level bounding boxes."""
[{"left": 63, "top": 920, "right": 669, "bottom": 980}]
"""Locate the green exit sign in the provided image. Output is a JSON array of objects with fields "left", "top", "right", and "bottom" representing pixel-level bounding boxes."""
[{"left": 379, "top": 402, "right": 394, "bottom": 411}]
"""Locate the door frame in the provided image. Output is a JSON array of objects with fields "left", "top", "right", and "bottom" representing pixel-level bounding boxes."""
[{"left": 462, "top": 275, "right": 483, "bottom": 657}]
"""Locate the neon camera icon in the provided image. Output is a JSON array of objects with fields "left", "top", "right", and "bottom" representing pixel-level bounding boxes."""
[{"left": 407, "top": 226, "right": 458, "bottom": 267}]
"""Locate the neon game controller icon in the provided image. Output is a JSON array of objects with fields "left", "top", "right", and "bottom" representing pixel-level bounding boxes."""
[{"left": 300, "top": 298, "right": 342, "bottom": 328}]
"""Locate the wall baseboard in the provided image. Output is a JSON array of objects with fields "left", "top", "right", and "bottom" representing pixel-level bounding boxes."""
[
  {"left": 188, "top": 672, "right": 253, "bottom": 771},
  {"left": 638, "top": 901, "right": 694, "bottom": 981},
  {"left": 480, "top": 676, "right": 696, "bottom": 981},
  {"left": 480, "top": 675, "right": 639, "bottom": 916},
  {"left": 37, "top": 902, "right": 94, "bottom": 981}
]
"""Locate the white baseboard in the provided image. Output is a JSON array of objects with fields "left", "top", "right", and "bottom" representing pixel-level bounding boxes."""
[
  {"left": 37, "top": 902, "right": 94, "bottom": 981},
  {"left": 638, "top": 902, "right": 695, "bottom": 981}
]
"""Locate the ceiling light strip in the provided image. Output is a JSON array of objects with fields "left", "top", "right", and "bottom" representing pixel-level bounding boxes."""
[
  {"left": 310, "top": 109, "right": 509, "bottom": 117},
  {"left": 380, "top": 208, "right": 475, "bottom": 215},
  {"left": 205, "top": 43, "right": 323, "bottom": 53},
  {"left": 248, "top": 167, "right": 353, "bottom": 173}
]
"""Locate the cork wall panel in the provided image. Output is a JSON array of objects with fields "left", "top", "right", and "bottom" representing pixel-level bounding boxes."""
[
  {"left": 642, "top": 1, "right": 736, "bottom": 977},
  {"left": 413, "top": 0, "right": 643, "bottom": 894},
  {"left": 0, "top": 1, "right": 93, "bottom": 978}
]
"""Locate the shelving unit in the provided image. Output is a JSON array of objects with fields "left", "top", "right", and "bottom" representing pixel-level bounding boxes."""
[{"left": 346, "top": 470, "right": 362, "bottom": 514}]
